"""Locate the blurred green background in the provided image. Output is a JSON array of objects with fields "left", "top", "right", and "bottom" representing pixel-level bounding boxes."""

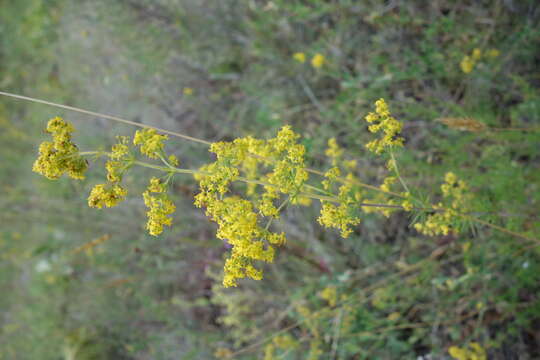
[{"left": 1, "top": 1, "right": 539, "bottom": 359}]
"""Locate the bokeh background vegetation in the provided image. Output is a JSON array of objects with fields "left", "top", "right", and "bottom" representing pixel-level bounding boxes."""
[{"left": 1, "top": 0, "right": 539, "bottom": 359}]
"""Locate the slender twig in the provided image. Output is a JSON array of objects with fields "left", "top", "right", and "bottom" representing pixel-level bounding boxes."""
[
  {"left": 0, "top": 91, "right": 211, "bottom": 145},
  {"left": 390, "top": 150, "right": 410, "bottom": 194}
]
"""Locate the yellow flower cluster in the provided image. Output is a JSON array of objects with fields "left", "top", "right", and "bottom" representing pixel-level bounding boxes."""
[
  {"left": 87, "top": 183, "right": 128, "bottom": 208},
  {"left": 89, "top": 136, "right": 133, "bottom": 209},
  {"left": 106, "top": 136, "right": 131, "bottom": 182},
  {"left": 319, "top": 285, "right": 337, "bottom": 307},
  {"left": 110, "top": 136, "right": 130, "bottom": 159},
  {"left": 414, "top": 172, "right": 469, "bottom": 236},
  {"left": 292, "top": 52, "right": 326, "bottom": 68},
  {"left": 266, "top": 126, "right": 309, "bottom": 198},
  {"left": 207, "top": 196, "right": 277, "bottom": 287},
  {"left": 448, "top": 342, "right": 486, "bottom": 360},
  {"left": 293, "top": 52, "right": 306, "bottom": 63},
  {"left": 195, "top": 126, "right": 306, "bottom": 286},
  {"left": 460, "top": 48, "right": 499, "bottom": 74},
  {"left": 143, "top": 177, "right": 176, "bottom": 236},
  {"left": 133, "top": 128, "right": 168, "bottom": 159},
  {"left": 365, "top": 98, "right": 404, "bottom": 154},
  {"left": 311, "top": 53, "right": 325, "bottom": 68},
  {"left": 105, "top": 160, "right": 122, "bottom": 182},
  {"left": 32, "top": 116, "right": 87, "bottom": 180},
  {"left": 318, "top": 139, "right": 363, "bottom": 237},
  {"left": 401, "top": 193, "right": 414, "bottom": 211},
  {"left": 318, "top": 199, "right": 360, "bottom": 238}
]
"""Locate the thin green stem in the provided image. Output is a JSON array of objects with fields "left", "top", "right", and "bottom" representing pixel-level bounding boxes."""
[
  {"left": 390, "top": 150, "right": 410, "bottom": 194},
  {"left": 0, "top": 91, "right": 211, "bottom": 145},
  {"left": 304, "top": 183, "right": 334, "bottom": 197},
  {"left": 78, "top": 151, "right": 102, "bottom": 156},
  {"left": 264, "top": 197, "right": 290, "bottom": 231}
]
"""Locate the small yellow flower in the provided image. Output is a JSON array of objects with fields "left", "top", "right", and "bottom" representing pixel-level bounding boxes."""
[
  {"left": 319, "top": 286, "right": 337, "bottom": 307},
  {"left": 293, "top": 52, "right": 306, "bottom": 63},
  {"left": 88, "top": 183, "right": 127, "bottom": 209},
  {"left": 110, "top": 136, "right": 130, "bottom": 160},
  {"left": 401, "top": 199, "right": 413, "bottom": 211},
  {"left": 448, "top": 343, "right": 486, "bottom": 360},
  {"left": 460, "top": 55, "right": 475, "bottom": 74},
  {"left": 364, "top": 98, "right": 404, "bottom": 154},
  {"left": 449, "top": 346, "right": 468, "bottom": 360},
  {"left": 133, "top": 128, "right": 168, "bottom": 159},
  {"left": 105, "top": 160, "right": 123, "bottom": 182},
  {"left": 168, "top": 154, "right": 179, "bottom": 166},
  {"left": 414, "top": 172, "right": 470, "bottom": 237},
  {"left": 471, "top": 48, "right": 482, "bottom": 61},
  {"left": 318, "top": 202, "right": 360, "bottom": 238},
  {"left": 487, "top": 48, "right": 500, "bottom": 58},
  {"left": 183, "top": 87, "right": 193, "bottom": 95},
  {"left": 143, "top": 177, "right": 176, "bottom": 236},
  {"left": 476, "top": 301, "right": 484, "bottom": 310},
  {"left": 311, "top": 53, "right": 325, "bottom": 68},
  {"left": 33, "top": 117, "right": 87, "bottom": 180}
]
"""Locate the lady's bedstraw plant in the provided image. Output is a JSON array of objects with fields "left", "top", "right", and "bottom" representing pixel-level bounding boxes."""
[{"left": 33, "top": 99, "right": 472, "bottom": 287}]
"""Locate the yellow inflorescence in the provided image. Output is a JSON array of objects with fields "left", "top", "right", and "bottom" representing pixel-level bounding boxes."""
[
  {"left": 87, "top": 183, "right": 128, "bottom": 208},
  {"left": 318, "top": 201, "right": 360, "bottom": 238},
  {"left": 460, "top": 55, "right": 475, "bottom": 74},
  {"left": 311, "top": 53, "right": 325, "bottom": 68},
  {"left": 143, "top": 177, "right": 176, "bottom": 236},
  {"left": 89, "top": 136, "right": 133, "bottom": 209},
  {"left": 460, "top": 48, "right": 499, "bottom": 74},
  {"left": 460, "top": 48, "right": 482, "bottom": 74},
  {"left": 365, "top": 98, "right": 404, "bottom": 154},
  {"left": 195, "top": 126, "right": 307, "bottom": 287},
  {"left": 401, "top": 193, "right": 414, "bottom": 211},
  {"left": 293, "top": 52, "right": 306, "bottom": 63},
  {"left": 110, "top": 136, "right": 130, "bottom": 159},
  {"left": 319, "top": 286, "right": 337, "bottom": 307},
  {"left": 133, "top": 128, "right": 168, "bottom": 159},
  {"left": 448, "top": 342, "right": 486, "bottom": 360},
  {"left": 32, "top": 116, "right": 87, "bottom": 180},
  {"left": 318, "top": 139, "right": 363, "bottom": 238},
  {"left": 106, "top": 160, "right": 122, "bottom": 182},
  {"left": 414, "top": 172, "right": 469, "bottom": 236}
]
